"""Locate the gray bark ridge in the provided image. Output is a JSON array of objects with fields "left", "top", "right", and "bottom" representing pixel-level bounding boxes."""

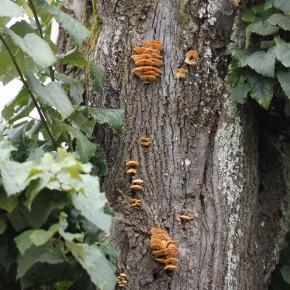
[{"left": 64, "top": 0, "right": 290, "bottom": 289}]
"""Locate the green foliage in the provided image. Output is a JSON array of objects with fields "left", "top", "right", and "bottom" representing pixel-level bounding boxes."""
[
  {"left": 0, "top": 1, "right": 125, "bottom": 289},
  {"left": 228, "top": 1, "right": 290, "bottom": 109}
]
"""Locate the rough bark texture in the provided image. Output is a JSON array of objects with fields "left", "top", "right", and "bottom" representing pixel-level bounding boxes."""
[{"left": 62, "top": 0, "right": 290, "bottom": 289}]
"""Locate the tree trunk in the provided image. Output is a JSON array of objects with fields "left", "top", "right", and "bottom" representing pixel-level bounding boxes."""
[{"left": 63, "top": 0, "right": 290, "bottom": 289}]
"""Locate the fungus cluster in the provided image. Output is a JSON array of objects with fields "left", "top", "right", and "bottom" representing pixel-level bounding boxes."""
[
  {"left": 150, "top": 228, "right": 180, "bottom": 270},
  {"left": 126, "top": 160, "right": 139, "bottom": 174},
  {"left": 131, "top": 40, "right": 164, "bottom": 84},
  {"left": 117, "top": 273, "right": 127, "bottom": 288},
  {"left": 184, "top": 50, "right": 198, "bottom": 65},
  {"left": 140, "top": 136, "right": 150, "bottom": 147},
  {"left": 131, "top": 198, "right": 142, "bottom": 207}
]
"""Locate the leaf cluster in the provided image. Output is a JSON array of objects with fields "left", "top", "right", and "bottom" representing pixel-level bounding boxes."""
[
  {"left": 0, "top": 1, "right": 124, "bottom": 289},
  {"left": 228, "top": 0, "right": 290, "bottom": 109}
]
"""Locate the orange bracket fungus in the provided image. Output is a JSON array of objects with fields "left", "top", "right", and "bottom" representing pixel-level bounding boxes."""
[
  {"left": 184, "top": 50, "right": 198, "bottom": 65},
  {"left": 117, "top": 273, "right": 127, "bottom": 287},
  {"left": 126, "top": 160, "right": 139, "bottom": 174},
  {"left": 140, "top": 136, "right": 150, "bottom": 147},
  {"left": 131, "top": 199, "right": 142, "bottom": 207},
  {"left": 179, "top": 215, "right": 193, "bottom": 221},
  {"left": 132, "top": 40, "right": 164, "bottom": 84},
  {"left": 130, "top": 184, "right": 142, "bottom": 191},
  {"left": 176, "top": 68, "right": 188, "bottom": 79},
  {"left": 150, "top": 228, "right": 180, "bottom": 270}
]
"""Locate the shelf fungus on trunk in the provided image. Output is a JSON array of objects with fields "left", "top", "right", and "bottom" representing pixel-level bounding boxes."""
[
  {"left": 184, "top": 50, "right": 198, "bottom": 65},
  {"left": 131, "top": 199, "right": 142, "bottom": 207},
  {"left": 117, "top": 273, "right": 127, "bottom": 287},
  {"left": 131, "top": 40, "right": 164, "bottom": 84},
  {"left": 150, "top": 228, "right": 180, "bottom": 270},
  {"left": 126, "top": 160, "right": 139, "bottom": 174}
]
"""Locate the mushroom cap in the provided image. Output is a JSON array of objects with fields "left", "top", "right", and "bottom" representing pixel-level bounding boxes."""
[
  {"left": 141, "top": 70, "right": 160, "bottom": 77},
  {"left": 149, "top": 58, "right": 164, "bottom": 66},
  {"left": 164, "top": 264, "right": 177, "bottom": 270},
  {"left": 186, "top": 50, "right": 198, "bottom": 58},
  {"left": 133, "top": 46, "right": 146, "bottom": 54},
  {"left": 144, "top": 41, "right": 164, "bottom": 50},
  {"left": 151, "top": 52, "right": 163, "bottom": 59},
  {"left": 179, "top": 215, "right": 193, "bottom": 221},
  {"left": 141, "top": 141, "right": 150, "bottom": 146},
  {"left": 135, "top": 59, "right": 155, "bottom": 66},
  {"left": 127, "top": 168, "right": 137, "bottom": 174},
  {"left": 140, "top": 137, "right": 150, "bottom": 142},
  {"left": 140, "top": 75, "right": 156, "bottom": 82},
  {"left": 126, "top": 160, "right": 139, "bottom": 166},
  {"left": 130, "top": 184, "right": 143, "bottom": 190},
  {"left": 185, "top": 59, "right": 197, "bottom": 65},
  {"left": 132, "top": 198, "right": 142, "bottom": 203},
  {"left": 132, "top": 179, "right": 144, "bottom": 184},
  {"left": 132, "top": 66, "right": 159, "bottom": 76},
  {"left": 150, "top": 239, "right": 166, "bottom": 249},
  {"left": 118, "top": 273, "right": 126, "bottom": 277},
  {"left": 155, "top": 233, "right": 171, "bottom": 241},
  {"left": 176, "top": 68, "right": 188, "bottom": 79}
]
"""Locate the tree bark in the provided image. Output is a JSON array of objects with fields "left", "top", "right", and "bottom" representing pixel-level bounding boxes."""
[{"left": 62, "top": 0, "right": 290, "bottom": 289}]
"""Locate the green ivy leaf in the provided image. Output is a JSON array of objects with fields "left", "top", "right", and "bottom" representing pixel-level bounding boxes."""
[
  {"left": 0, "top": 218, "right": 7, "bottom": 235},
  {"left": 231, "top": 83, "right": 251, "bottom": 104},
  {"left": 87, "top": 107, "right": 125, "bottom": 133},
  {"left": 0, "top": 0, "right": 24, "bottom": 17},
  {"left": 69, "top": 127, "right": 96, "bottom": 163},
  {"left": 29, "top": 223, "right": 61, "bottom": 247},
  {"left": 0, "top": 190, "right": 17, "bottom": 213},
  {"left": 248, "top": 74, "right": 274, "bottom": 109},
  {"left": 72, "top": 174, "right": 111, "bottom": 233},
  {"left": 245, "top": 48, "right": 276, "bottom": 78},
  {"left": 274, "top": 0, "right": 290, "bottom": 14},
  {"left": 267, "top": 14, "right": 290, "bottom": 30},
  {"left": 17, "top": 243, "right": 63, "bottom": 279},
  {"left": 90, "top": 62, "right": 104, "bottom": 91},
  {"left": 58, "top": 50, "right": 89, "bottom": 67},
  {"left": 66, "top": 242, "right": 116, "bottom": 290},
  {"left": 26, "top": 70, "right": 74, "bottom": 120},
  {"left": 246, "top": 20, "right": 279, "bottom": 48},
  {"left": 14, "top": 230, "right": 35, "bottom": 255},
  {"left": 4, "top": 27, "right": 56, "bottom": 69},
  {"left": 274, "top": 43, "right": 290, "bottom": 67},
  {"left": 277, "top": 69, "right": 290, "bottom": 97},
  {"left": 35, "top": 0, "right": 91, "bottom": 46},
  {"left": 281, "top": 265, "right": 290, "bottom": 284}
]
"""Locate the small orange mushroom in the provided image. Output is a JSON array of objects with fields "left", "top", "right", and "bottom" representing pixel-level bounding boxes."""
[
  {"left": 144, "top": 41, "right": 164, "bottom": 51},
  {"left": 176, "top": 68, "right": 188, "bottom": 79},
  {"left": 164, "top": 264, "right": 177, "bottom": 271},
  {"left": 127, "top": 168, "right": 137, "bottom": 174},
  {"left": 133, "top": 46, "right": 146, "bottom": 54},
  {"left": 179, "top": 215, "right": 193, "bottom": 221},
  {"left": 140, "top": 75, "right": 156, "bottom": 82},
  {"left": 185, "top": 50, "right": 198, "bottom": 65},
  {"left": 132, "top": 179, "right": 144, "bottom": 184},
  {"left": 130, "top": 184, "right": 142, "bottom": 190},
  {"left": 149, "top": 58, "right": 164, "bottom": 66},
  {"left": 131, "top": 199, "right": 142, "bottom": 207},
  {"left": 126, "top": 160, "right": 139, "bottom": 166},
  {"left": 135, "top": 59, "right": 155, "bottom": 66}
]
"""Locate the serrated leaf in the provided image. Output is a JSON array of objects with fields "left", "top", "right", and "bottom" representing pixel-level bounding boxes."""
[
  {"left": 245, "top": 49, "right": 276, "bottom": 78},
  {"left": 0, "top": 139, "right": 16, "bottom": 162},
  {"left": 69, "top": 127, "right": 96, "bottom": 163},
  {"left": 267, "top": 14, "right": 290, "bottom": 30},
  {"left": 246, "top": 21, "right": 278, "bottom": 49},
  {"left": 231, "top": 84, "right": 251, "bottom": 104},
  {"left": 14, "top": 230, "right": 35, "bottom": 255},
  {"left": 29, "top": 223, "right": 61, "bottom": 246},
  {"left": 275, "top": 43, "right": 290, "bottom": 67},
  {"left": 26, "top": 70, "right": 74, "bottom": 119},
  {"left": 0, "top": 0, "right": 24, "bottom": 17},
  {"left": 87, "top": 107, "right": 125, "bottom": 133},
  {"left": 17, "top": 243, "right": 63, "bottom": 279},
  {"left": 4, "top": 28, "right": 56, "bottom": 69},
  {"left": 36, "top": 0, "right": 91, "bottom": 46},
  {"left": 90, "top": 62, "right": 104, "bottom": 91},
  {"left": 0, "top": 190, "right": 17, "bottom": 213},
  {"left": 248, "top": 74, "right": 274, "bottom": 109},
  {"left": 274, "top": 0, "right": 290, "bottom": 13},
  {"left": 277, "top": 69, "right": 290, "bottom": 97},
  {"left": 72, "top": 174, "right": 111, "bottom": 233},
  {"left": 58, "top": 50, "right": 89, "bottom": 67},
  {"left": 281, "top": 265, "right": 290, "bottom": 284},
  {"left": 66, "top": 242, "right": 116, "bottom": 290},
  {"left": 231, "top": 49, "right": 252, "bottom": 67}
]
